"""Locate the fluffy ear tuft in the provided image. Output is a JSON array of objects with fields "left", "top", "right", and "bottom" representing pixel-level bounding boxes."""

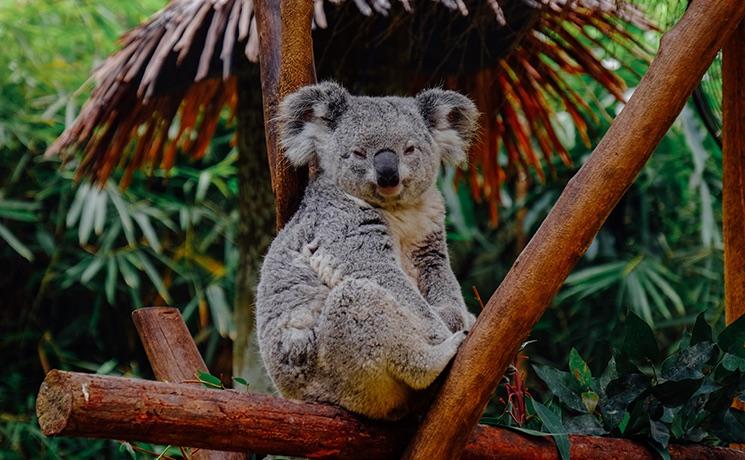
[
  {"left": 416, "top": 89, "right": 479, "bottom": 166},
  {"left": 277, "top": 81, "right": 350, "bottom": 167}
]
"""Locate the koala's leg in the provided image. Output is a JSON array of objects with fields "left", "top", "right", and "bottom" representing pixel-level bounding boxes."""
[{"left": 320, "top": 279, "right": 465, "bottom": 392}]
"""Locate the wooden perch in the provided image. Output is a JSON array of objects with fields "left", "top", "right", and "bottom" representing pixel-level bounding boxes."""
[
  {"left": 403, "top": 2, "right": 745, "bottom": 459},
  {"left": 255, "top": 0, "right": 316, "bottom": 229},
  {"left": 132, "top": 307, "right": 210, "bottom": 383},
  {"left": 132, "top": 307, "right": 247, "bottom": 460},
  {"left": 36, "top": 370, "right": 745, "bottom": 460},
  {"left": 723, "top": 20, "right": 745, "bottom": 413}
]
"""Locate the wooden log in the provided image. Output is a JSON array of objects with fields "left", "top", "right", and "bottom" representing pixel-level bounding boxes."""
[
  {"left": 132, "top": 307, "right": 210, "bottom": 383},
  {"left": 254, "top": 0, "right": 316, "bottom": 230},
  {"left": 723, "top": 22, "right": 745, "bottom": 350},
  {"left": 36, "top": 371, "right": 745, "bottom": 460},
  {"left": 723, "top": 20, "right": 745, "bottom": 417},
  {"left": 132, "top": 307, "right": 247, "bottom": 460},
  {"left": 403, "top": 2, "right": 745, "bottom": 459}
]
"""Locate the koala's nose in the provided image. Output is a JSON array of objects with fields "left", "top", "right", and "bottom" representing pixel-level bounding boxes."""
[{"left": 373, "top": 149, "right": 399, "bottom": 188}]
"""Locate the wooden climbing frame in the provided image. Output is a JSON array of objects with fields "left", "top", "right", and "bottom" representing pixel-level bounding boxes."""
[
  {"left": 34, "top": 307, "right": 745, "bottom": 459},
  {"left": 35, "top": 0, "right": 745, "bottom": 458}
]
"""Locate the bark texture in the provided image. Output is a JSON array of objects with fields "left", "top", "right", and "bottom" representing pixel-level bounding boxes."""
[
  {"left": 403, "top": 2, "right": 745, "bottom": 459},
  {"left": 36, "top": 371, "right": 745, "bottom": 460},
  {"left": 723, "top": 19, "right": 745, "bottom": 413},
  {"left": 132, "top": 307, "right": 247, "bottom": 460},
  {"left": 255, "top": 0, "right": 316, "bottom": 230}
]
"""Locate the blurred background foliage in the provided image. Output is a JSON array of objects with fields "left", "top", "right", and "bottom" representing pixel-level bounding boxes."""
[{"left": 0, "top": 0, "right": 728, "bottom": 458}]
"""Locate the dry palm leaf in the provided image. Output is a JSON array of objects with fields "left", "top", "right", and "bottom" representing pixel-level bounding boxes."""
[{"left": 48, "top": 0, "right": 654, "bottom": 222}]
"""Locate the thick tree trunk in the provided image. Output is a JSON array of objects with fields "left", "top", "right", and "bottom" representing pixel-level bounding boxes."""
[
  {"left": 722, "top": 20, "right": 745, "bottom": 413},
  {"left": 254, "top": 0, "right": 316, "bottom": 230},
  {"left": 233, "top": 68, "right": 275, "bottom": 393},
  {"left": 403, "top": 2, "right": 745, "bottom": 459},
  {"left": 36, "top": 371, "right": 745, "bottom": 460}
]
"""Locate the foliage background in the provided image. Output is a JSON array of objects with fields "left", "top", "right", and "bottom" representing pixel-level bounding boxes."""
[{"left": 0, "top": 1, "right": 728, "bottom": 458}]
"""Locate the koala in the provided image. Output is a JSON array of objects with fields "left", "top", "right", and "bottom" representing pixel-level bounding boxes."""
[{"left": 256, "top": 82, "right": 478, "bottom": 420}]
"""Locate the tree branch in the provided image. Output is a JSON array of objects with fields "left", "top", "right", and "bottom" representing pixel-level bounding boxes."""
[
  {"left": 722, "top": 19, "right": 745, "bottom": 413},
  {"left": 36, "top": 371, "right": 745, "bottom": 460}
]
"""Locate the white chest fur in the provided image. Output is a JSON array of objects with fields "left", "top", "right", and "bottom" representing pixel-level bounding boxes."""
[{"left": 379, "top": 188, "right": 445, "bottom": 284}]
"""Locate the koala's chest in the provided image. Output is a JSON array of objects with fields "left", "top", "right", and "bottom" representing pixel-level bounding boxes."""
[{"left": 379, "top": 198, "right": 444, "bottom": 285}]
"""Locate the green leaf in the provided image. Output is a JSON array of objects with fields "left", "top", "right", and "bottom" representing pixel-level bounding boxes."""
[
  {"left": 78, "top": 185, "right": 98, "bottom": 245},
  {"left": 712, "top": 409, "right": 745, "bottom": 444},
  {"left": 569, "top": 348, "right": 592, "bottom": 388},
  {"left": 133, "top": 212, "right": 162, "bottom": 254},
  {"left": 500, "top": 425, "right": 561, "bottom": 437},
  {"left": 66, "top": 182, "right": 88, "bottom": 227},
  {"left": 652, "top": 379, "right": 703, "bottom": 407},
  {"left": 81, "top": 256, "right": 105, "bottom": 284},
  {"left": 618, "top": 411, "right": 630, "bottom": 434},
  {"left": 565, "top": 414, "right": 607, "bottom": 435},
  {"left": 599, "top": 357, "right": 618, "bottom": 396},
  {"left": 196, "top": 171, "right": 211, "bottom": 202},
  {"left": 581, "top": 391, "right": 599, "bottom": 413},
  {"left": 600, "top": 374, "right": 650, "bottom": 430},
  {"left": 206, "top": 284, "right": 234, "bottom": 340},
  {"left": 116, "top": 255, "right": 140, "bottom": 289},
  {"left": 232, "top": 376, "right": 249, "bottom": 386},
  {"left": 649, "top": 420, "right": 671, "bottom": 460},
  {"left": 533, "top": 365, "right": 587, "bottom": 413},
  {"left": 105, "top": 257, "right": 117, "bottom": 304},
  {"left": 196, "top": 371, "right": 224, "bottom": 389},
  {"left": 690, "top": 313, "right": 713, "bottom": 345},
  {"left": 108, "top": 183, "right": 135, "bottom": 244},
  {"left": 645, "top": 266, "right": 684, "bottom": 316},
  {"left": 93, "top": 188, "right": 108, "bottom": 236},
  {"left": 721, "top": 353, "right": 745, "bottom": 372},
  {"left": 0, "top": 221, "right": 34, "bottom": 261},
  {"left": 96, "top": 359, "right": 117, "bottom": 375},
  {"left": 717, "top": 314, "right": 745, "bottom": 358},
  {"left": 530, "top": 398, "right": 570, "bottom": 460},
  {"left": 134, "top": 252, "right": 171, "bottom": 304},
  {"left": 660, "top": 342, "right": 716, "bottom": 381},
  {"left": 622, "top": 312, "right": 659, "bottom": 364}
]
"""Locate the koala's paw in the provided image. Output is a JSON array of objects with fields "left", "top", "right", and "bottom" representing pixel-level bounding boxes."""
[
  {"left": 463, "top": 311, "right": 477, "bottom": 331},
  {"left": 435, "top": 306, "right": 477, "bottom": 334},
  {"left": 441, "top": 330, "right": 467, "bottom": 359},
  {"left": 306, "top": 246, "right": 345, "bottom": 288},
  {"left": 280, "top": 326, "right": 317, "bottom": 367}
]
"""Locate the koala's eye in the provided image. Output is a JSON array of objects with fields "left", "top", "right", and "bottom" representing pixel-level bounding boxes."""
[
  {"left": 353, "top": 149, "right": 367, "bottom": 159},
  {"left": 404, "top": 145, "right": 416, "bottom": 155}
]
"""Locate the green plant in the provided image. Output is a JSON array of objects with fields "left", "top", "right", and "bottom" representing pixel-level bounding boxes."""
[{"left": 484, "top": 312, "right": 745, "bottom": 460}]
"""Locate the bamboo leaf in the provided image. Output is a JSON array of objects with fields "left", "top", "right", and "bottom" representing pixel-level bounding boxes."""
[
  {"left": 0, "top": 221, "right": 34, "bottom": 261},
  {"left": 133, "top": 212, "right": 162, "bottom": 253},
  {"left": 135, "top": 252, "right": 171, "bottom": 303}
]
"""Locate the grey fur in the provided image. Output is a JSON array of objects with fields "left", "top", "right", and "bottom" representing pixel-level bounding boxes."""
[{"left": 256, "top": 81, "right": 478, "bottom": 420}]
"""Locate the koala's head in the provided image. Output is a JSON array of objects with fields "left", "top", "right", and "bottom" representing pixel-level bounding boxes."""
[{"left": 277, "top": 82, "right": 478, "bottom": 208}]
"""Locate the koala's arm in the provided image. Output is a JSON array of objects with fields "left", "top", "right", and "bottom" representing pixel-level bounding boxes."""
[{"left": 412, "top": 229, "right": 475, "bottom": 332}]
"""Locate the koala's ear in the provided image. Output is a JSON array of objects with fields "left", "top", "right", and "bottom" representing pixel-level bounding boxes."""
[
  {"left": 277, "top": 81, "right": 350, "bottom": 167},
  {"left": 416, "top": 89, "right": 479, "bottom": 166}
]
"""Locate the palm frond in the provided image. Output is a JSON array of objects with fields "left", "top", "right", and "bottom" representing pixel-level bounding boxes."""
[{"left": 47, "top": 0, "right": 654, "bottom": 223}]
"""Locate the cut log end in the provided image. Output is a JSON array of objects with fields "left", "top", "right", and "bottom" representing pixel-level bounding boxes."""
[{"left": 36, "top": 370, "right": 73, "bottom": 436}]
